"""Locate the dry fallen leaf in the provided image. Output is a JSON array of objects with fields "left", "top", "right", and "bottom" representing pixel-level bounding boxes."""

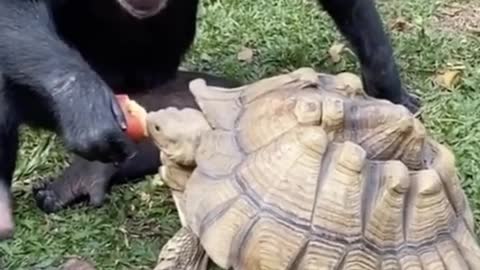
[
  {"left": 328, "top": 43, "right": 346, "bottom": 63},
  {"left": 433, "top": 70, "right": 462, "bottom": 90},
  {"left": 390, "top": 17, "right": 413, "bottom": 32},
  {"left": 237, "top": 46, "right": 254, "bottom": 63}
]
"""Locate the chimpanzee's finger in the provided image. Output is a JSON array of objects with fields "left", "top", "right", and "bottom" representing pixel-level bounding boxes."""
[{"left": 111, "top": 95, "right": 127, "bottom": 131}]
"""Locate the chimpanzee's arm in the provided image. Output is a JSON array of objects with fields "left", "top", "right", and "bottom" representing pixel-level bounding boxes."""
[
  {"left": 0, "top": 1, "right": 135, "bottom": 162},
  {"left": 317, "top": 0, "right": 420, "bottom": 112},
  {"left": 0, "top": 2, "right": 98, "bottom": 98}
]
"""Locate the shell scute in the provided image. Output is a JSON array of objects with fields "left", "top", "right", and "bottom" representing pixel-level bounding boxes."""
[
  {"left": 405, "top": 170, "right": 456, "bottom": 243},
  {"left": 195, "top": 130, "right": 243, "bottom": 178},
  {"left": 235, "top": 126, "right": 329, "bottom": 223},
  {"left": 310, "top": 142, "right": 366, "bottom": 237},
  {"left": 294, "top": 239, "right": 347, "bottom": 270},
  {"left": 196, "top": 197, "right": 258, "bottom": 269},
  {"left": 341, "top": 247, "right": 380, "bottom": 270},
  {"left": 417, "top": 248, "right": 446, "bottom": 270},
  {"left": 235, "top": 216, "right": 307, "bottom": 270},
  {"left": 363, "top": 161, "right": 410, "bottom": 248},
  {"left": 236, "top": 89, "right": 322, "bottom": 153},
  {"left": 184, "top": 171, "right": 240, "bottom": 236}
]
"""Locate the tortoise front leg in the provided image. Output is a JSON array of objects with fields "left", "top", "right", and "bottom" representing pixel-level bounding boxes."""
[{"left": 154, "top": 227, "right": 209, "bottom": 270}]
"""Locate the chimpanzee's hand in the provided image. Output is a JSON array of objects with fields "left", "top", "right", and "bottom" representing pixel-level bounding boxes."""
[
  {"left": 55, "top": 75, "right": 136, "bottom": 163},
  {"left": 361, "top": 68, "right": 421, "bottom": 114}
]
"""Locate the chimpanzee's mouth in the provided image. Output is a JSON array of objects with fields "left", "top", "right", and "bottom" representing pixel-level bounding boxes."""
[{"left": 117, "top": 0, "right": 167, "bottom": 19}]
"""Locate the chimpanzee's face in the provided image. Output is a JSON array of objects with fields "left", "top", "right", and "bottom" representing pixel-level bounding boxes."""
[{"left": 117, "top": 0, "right": 168, "bottom": 19}]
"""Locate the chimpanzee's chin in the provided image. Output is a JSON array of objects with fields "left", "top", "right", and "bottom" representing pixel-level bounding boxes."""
[{"left": 117, "top": 0, "right": 166, "bottom": 19}]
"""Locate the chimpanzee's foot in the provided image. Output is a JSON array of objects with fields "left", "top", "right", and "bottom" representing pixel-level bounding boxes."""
[
  {"left": 0, "top": 182, "right": 14, "bottom": 240},
  {"left": 32, "top": 157, "right": 116, "bottom": 213},
  {"left": 33, "top": 139, "right": 161, "bottom": 213}
]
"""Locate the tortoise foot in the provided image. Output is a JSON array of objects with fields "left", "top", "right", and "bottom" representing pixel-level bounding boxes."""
[{"left": 155, "top": 227, "right": 208, "bottom": 270}]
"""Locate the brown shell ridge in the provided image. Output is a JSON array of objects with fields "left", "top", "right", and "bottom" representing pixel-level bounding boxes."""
[
  {"left": 285, "top": 238, "right": 311, "bottom": 270},
  {"left": 309, "top": 141, "right": 366, "bottom": 239},
  {"left": 231, "top": 215, "right": 261, "bottom": 269},
  {"left": 309, "top": 231, "right": 454, "bottom": 255},
  {"left": 197, "top": 195, "right": 240, "bottom": 238},
  {"left": 232, "top": 175, "right": 307, "bottom": 225},
  {"left": 424, "top": 140, "right": 473, "bottom": 228},
  {"left": 234, "top": 215, "right": 310, "bottom": 270},
  {"left": 340, "top": 101, "right": 426, "bottom": 169},
  {"left": 359, "top": 162, "right": 381, "bottom": 237}
]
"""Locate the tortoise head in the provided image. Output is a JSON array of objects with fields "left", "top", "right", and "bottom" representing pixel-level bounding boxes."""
[{"left": 146, "top": 107, "right": 211, "bottom": 167}]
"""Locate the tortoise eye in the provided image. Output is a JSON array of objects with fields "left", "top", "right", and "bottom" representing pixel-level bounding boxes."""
[{"left": 155, "top": 125, "right": 161, "bottom": 131}]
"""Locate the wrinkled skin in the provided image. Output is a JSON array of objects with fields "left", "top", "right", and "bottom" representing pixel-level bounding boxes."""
[{"left": 0, "top": 0, "right": 419, "bottom": 240}]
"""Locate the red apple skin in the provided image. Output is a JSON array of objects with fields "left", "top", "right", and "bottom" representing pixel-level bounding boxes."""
[
  {"left": 115, "top": 95, "right": 147, "bottom": 142},
  {"left": 125, "top": 114, "right": 145, "bottom": 142}
]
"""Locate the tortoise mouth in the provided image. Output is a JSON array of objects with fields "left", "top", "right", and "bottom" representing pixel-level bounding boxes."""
[{"left": 117, "top": 0, "right": 168, "bottom": 19}]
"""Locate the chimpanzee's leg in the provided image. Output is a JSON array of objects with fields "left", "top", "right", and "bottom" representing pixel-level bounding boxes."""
[
  {"left": 318, "top": 0, "right": 420, "bottom": 113},
  {"left": 0, "top": 77, "right": 20, "bottom": 240},
  {"left": 33, "top": 140, "right": 159, "bottom": 213},
  {"left": 33, "top": 156, "right": 117, "bottom": 213},
  {"left": 33, "top": 71, "right": 240, "bottom": 213}
]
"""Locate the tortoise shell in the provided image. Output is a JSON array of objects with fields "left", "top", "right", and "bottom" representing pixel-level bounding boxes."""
[{"left": 157, "top": 68, "right": 480, "bottom": 269}]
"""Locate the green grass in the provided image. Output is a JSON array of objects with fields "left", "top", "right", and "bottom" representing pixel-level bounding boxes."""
[{"left": 1, "top": 0, "right": 480, "bottom": 268}]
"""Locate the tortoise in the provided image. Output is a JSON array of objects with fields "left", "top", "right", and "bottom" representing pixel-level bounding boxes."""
[{"left": 145, "top": 67, "right": 480, "bottom": 270}]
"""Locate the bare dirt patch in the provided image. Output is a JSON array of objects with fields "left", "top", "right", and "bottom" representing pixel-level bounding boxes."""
[{"left": 432, "top": 1, "right": 480, "bottom": 35}]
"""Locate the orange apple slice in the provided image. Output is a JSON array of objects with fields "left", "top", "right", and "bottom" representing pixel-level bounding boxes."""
[{"left": 116, "top": 94, "right": 148, "bottom": 142}]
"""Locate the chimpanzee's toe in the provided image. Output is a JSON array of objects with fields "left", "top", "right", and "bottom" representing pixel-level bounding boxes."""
[{"left": 32, "top": 180, "right": 64, "bottom": 214}]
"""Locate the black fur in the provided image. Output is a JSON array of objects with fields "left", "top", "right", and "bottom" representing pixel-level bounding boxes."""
[
  {"left": 0, "top": 0, "right": 202, "bottom": 238},
  {"left": 0, "top": 0, "right": 420, "bottom": 223}
]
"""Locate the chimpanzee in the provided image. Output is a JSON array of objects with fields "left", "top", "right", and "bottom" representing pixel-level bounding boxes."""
[{"left": 0, "top": 0, "right": 420, "bottom": 240}]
